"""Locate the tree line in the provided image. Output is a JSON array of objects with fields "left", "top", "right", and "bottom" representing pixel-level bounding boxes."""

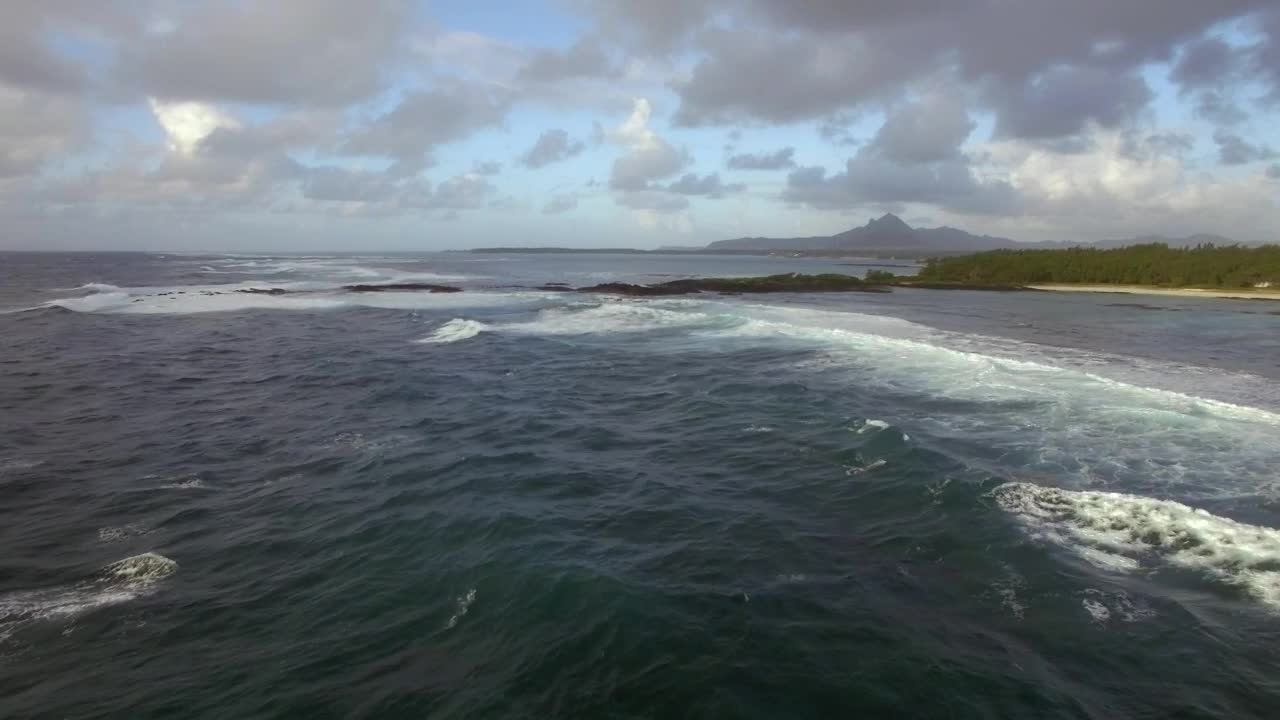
[{"left": 914, "top": 244, "right": 1280, "bottom": 288}]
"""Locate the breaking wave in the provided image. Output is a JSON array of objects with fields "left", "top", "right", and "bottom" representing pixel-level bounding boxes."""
[
  {"left": 417, "top": 319, "right": 490, "bottom": 344},
  {"left": 994, "top": 483, "right": 1280, "bottom": 609},
  {"left": 0, "top": 553, "right": 178, "bottom": 641}
]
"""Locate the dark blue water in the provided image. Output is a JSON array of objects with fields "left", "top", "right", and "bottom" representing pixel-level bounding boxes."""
[{"left": 2, "top": 252, "right": 1280, "bottom": 718}]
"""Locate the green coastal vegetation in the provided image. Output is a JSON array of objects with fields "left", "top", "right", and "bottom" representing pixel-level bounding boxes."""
[{"left": 914, "top": 243, "right": 1280, "bottom": 288}]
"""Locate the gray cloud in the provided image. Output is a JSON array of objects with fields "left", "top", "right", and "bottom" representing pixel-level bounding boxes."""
[
  {"left": 875, "top": 96, "right": 975, "bottom": 163},
  {"left": 598, "top": 0, "right": 1266, "bottom": 137},
  {"left": 542, "top": 194, "right": 579, "bottom": 214},
  {"left": 342, "top": 84, "right": 512, "bottom": 176},
  {"left": 1214, "top": 130, "right": 1277, "bottom": 165},
  {"left": 1194, "top": 91, "right": 1247, "bottom": 125},
  {"left": 782, "top": 96, "right": 1019, "bottom": 215},
  {"left": 1121, "top": 131, "right": 1195, "bottom": 160},
  {"left": 663, "top": 173, "right": 745, "bottom": 197},
  {"left": 988, "top": 66, "right": 1151, "bottom": 140},
  {"left": 516, "top": 40, "right": 619, "bottom": 84},
  {"left": 473, "top": 160, "right": 503, "bottom": 176},
  {"left": 521, "top": 129, "right": 586, "bottom": 168},
  {"left": 417, "top": 174, "right": 496, "bottom": 210},
  {"left": 727, "top": 147, "right": 795, "bottom": 170},
  {"left": 198, "top": 112, "right": 341, "bottom": 158},
  {"left": 121, "top": 0, "right": 410, "bottom": 105},
  {"left": 0, "top": 86, "right": 88, "bottom": 177},
  {"left": 1253, "top": 10, "right": 1280, "bottom": 102},
  {"left": 610, "top": 144, "right": 687, "bottom": 190},
  {"left": 377, "top": 174, "right": 497, "bottom": 212},
  {"left": 1267, "top": 164, "right": 1280, "bottom": 180},
  {"left": 301, "top": 167, "right": 398, "bottom": 203},
  {"left": 0, "top": 1, "right": 152, "bottom": 95},
  {"left": 818, "top": 115, "right": 859, "bottom": 146},
  {"left": 671, "top": 29, "right": 920, "bottom": 125},
  {"left": 783, "top": 156, "right": 1020, "bottom": 215},
  {"left": 1171, "top": 37, "right": 1238, "bottom": 90}
]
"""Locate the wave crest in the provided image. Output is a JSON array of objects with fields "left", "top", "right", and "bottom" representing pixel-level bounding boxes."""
[
  {"left": 417, "top": 319, "right": 489, "bottom": 344},
  {"left": 994, "top": 482, "right": 1280, "bottom": 609}
]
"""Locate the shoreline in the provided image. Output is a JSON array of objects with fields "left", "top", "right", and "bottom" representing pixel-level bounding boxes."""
[{"left": 1027, "top": 284, "right": 1280, "bottom": 301}]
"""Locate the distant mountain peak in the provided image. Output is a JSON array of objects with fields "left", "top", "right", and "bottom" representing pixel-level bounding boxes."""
[{"left": 868, "top": 213, "right": 912, "bottom": 232}]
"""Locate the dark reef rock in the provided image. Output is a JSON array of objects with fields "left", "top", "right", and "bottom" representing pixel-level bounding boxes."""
[
  {"left": 578, "top": 273, "right": 889, "bottom": 296},
  {"left": 342, "top": 283, "right": 463, "bottom": 293},
  {"left": 576, "top": 282, "right": 692, "bottom": 297},
  {"left": 235, "top": 287, "right": 290, "bottom": 295}
]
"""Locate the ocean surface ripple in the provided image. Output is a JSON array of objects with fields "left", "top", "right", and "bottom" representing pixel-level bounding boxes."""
[{"left": 2, "top": 252, "right": 1280, "bottom": 719}]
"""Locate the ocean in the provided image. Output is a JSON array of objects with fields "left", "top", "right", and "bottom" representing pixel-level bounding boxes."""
[{"left": 2, "top": 251, "right": 1279, "bottom": 719}]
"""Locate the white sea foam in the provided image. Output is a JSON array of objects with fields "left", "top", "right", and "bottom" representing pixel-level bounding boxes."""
[
  {"left": 54, "top": 282, "right": 124, "bottom": 293},
  {"left": 458, "top": 297, "right": 1279, "bottom": 501},
  {"left": 0, "top": 553, "right": 177, "bottom": 641},
  {"left": 994, "top": 482, "right": 1280, "bottom": 609},
  {"left": 444, "top": 588, "right": 476, "bottom": 630},
  {"left": 506, "top": 302, "right": 725, "bottom": 336},
  {"left": 1082, "top": 598, "right": 1111, "bottom": 622},
  {"left": 416, "top": 319, "right": 490, "bottom": 344},
  {"left": 43, "top": 285, "right": 538, "bottom": 315},
  {"left": 97, "top": 523, "right": 151, "bottom": 543},
  {"left": 674, "top": 300, "right": 1280, "bottom": 499},
  {"left": 858, "top": 419, "right": 890, "bottom": 434},
  {"left": 103, "top": 552, "right": 178, "bottom": 584},
  {"left": 158, "top": 476, "right": 207, "bottom": 490}
]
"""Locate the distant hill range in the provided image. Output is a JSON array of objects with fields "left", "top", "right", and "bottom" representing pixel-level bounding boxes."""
[{"left": 705, "top": 214, "right": 1245, "bottom": 254}]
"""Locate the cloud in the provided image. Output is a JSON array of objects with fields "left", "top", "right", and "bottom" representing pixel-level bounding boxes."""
[
  {"left": 0, "top": 83, "right": 88, "bottom": 177},
  {"left": 301, "top": 167, "right": 397, "bottom": 203},
  {"left": 149, "top": 99, "right": 241, "bottom": 155},
  {"left": 516, "top": 40, "right": 620, "bottom": 84},
  {"left": 663, "top": 173, "right": 745, "bottom": 197},
  {"left": 521, "top": 129, "right": 586, "bottom": 168},
  {"left": 727, "top": 147, "right": 795, "bottom": 170},
  {"left": 1193, "top": 91, "right": 1247, "bottom": 125},
  {"left": 874, "top": 95, "right": 975, "bottom": 163},
  {"left": 615, "top": 189, "right": 689, "bottom": 213},
  {"left": 607, "top": 98, "right": 688, "bottom": 191},
  {"left": 341, "top": 83, "right": 512, "bottom": 176},
  {"left": 1251, "top": 9, "right": 1280, "bottom": 103},
  {"left": 1267, "top": 164, "right": 1280, "bottom": 180},
  {"left": 782, "top": 95, "right": 1018, "bottom": 215},
  {"left": 120, "top": 0, "right": 410, "bottom": 105},
  {"left": 818, "top": 115, "right": 860, "bottom": 147},
  {"left": 1214, "top": 130, "right": 1278, "bottom": 165},
  {"left": 671, "top": 28, "right": 917, "bottom": 126},
  {"left": 1170, "top": 37, "right": 1240, "bottom": 90},
  {"left": 988, "top": 66, "right": 1151, "bottom": 140},
  {"left": 977, "top": 127, "right": 1280, "bottom": 241},
  {"left": 542, "top": 194, "right": 579, "bottom": 214},
  {"left": 783, "top": 157, "right": 1020, "bottom": 215},
  {"left": 422, "top": 172, "right": 496, "bottom": 208},
  {"left": 596, "top": 1, "right": 1259, "bottom": 136},
  {"left": 473, "top": 160, "right": 503, "bottom": 175},
  {"left": 198, "top": 112, "right": 342, "bottom": 158}
]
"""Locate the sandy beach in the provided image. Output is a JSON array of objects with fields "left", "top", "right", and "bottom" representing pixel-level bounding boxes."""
[{"left": 1028, "top": 284, "right": 1280, "bottom": 301}]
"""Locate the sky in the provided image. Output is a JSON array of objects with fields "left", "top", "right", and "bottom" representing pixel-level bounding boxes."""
[{"left": 2, "top": 0, "right": 1279, "bottom": 251}]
